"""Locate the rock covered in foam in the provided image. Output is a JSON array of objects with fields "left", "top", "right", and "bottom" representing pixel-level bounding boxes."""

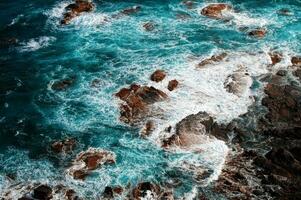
[
  {"left": 201, "top": 3, "right": 232, "bottom": 19},
  {"left": 291, "top": 56, "right": 301, "bottom": 67},
  {"left": 67, "top": 147, "right": 116, "bottom": 180},
  {"left": 120, "top": 6, "right": 141, "bottom": 15},
  {"left": 269, "top": 52, "right": 282, "bottom": 66},
  {"left": 150, "top": 70, "right": 166, "bottom": 82},
  {"left": 197, "top": 53, "right": 227, "bottom": 68},
  {"left": 51, "top": 138, "right": 76, "bottom": 154},
  {"left": 61, "top": 0, "right": 95, "bottom": 25}
]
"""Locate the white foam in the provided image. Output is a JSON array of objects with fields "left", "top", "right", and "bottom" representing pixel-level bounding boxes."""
[
  {"left": 8, "top": 14, "right": 24, "bottom": 26},
  {"left": 19, "top": 36, "right": 56, "bottom": 52},
  {"left": 71, "top": 13, "right": 109, "bottom": 27}
]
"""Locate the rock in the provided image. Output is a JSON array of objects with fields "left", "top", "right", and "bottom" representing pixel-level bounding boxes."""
[
  {"left": 162, "top": 112, "right": 214, "bottom": 149},
  {"left": 175, "top": 13, "right": 191, "bottom": 20},
  {"left": 121, "top": 6, "right": 141, "bottom": 15},
  {"left": 197, "top": 53, "right": 227, "bottom": 68},
  {"left": 90, "top": 79, "right": 101, "bottom": 88},
  {"left": 276, "top": 70, "right": 287, "bottom": 76},
  {"left": 269, "top": 52, "right": 282, "bottom": 65},
  {"left": 248, "top": 28, "right": 267, "bottom": 38},
  {"left": 61, "top": 0, "right": 94, "bottom": 25},
  {"left": 103, "top": 187, "right": 114, "bottom": 199},
  {"left": 143, "top": 22, "right": 155, "bottom": 31},
  {"left": 51, "top": 77, "right": 75, "bottom": 91},
  {"left": 51, "top": 138, "right": 76, "bottom": 154},
  {"left": 168, "top": 80, "right": 179, "bottom": 91},
  {"left": 293, "top": 69, "right": 301, "bottom": 81},
  {"left": 182, "top": 0, "right": 195, "bottom": 9},
  {"left": 68, "top": 148, "right": 116, "bottom": 180},
  {"left": 201, "top": 3, "right": 232, "bottom": 19},
  {"left": 150, "top": 70, "right": 166, "bottom": 82},
  {"left": 132, "top": 182, "right": 161, "bottom": 200},
  {"left": 33, "top": 185, "right": 52, "bottom": 200},
  {"left": 224, "top": 67, "right": 252, "bottom": 96},
  {"left": 291, "top": 56, "right": 301, "bottom": 67},
  {"left": 115, "top": 88, "right": 131, "bottom": 101},
  {"left": 141, "top": 120, "right": 155, "bottom": 137},
  {"left": 278, "top": 8, "right": 292, "bottom": 16}
]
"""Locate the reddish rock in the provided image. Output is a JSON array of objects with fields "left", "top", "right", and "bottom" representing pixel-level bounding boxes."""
[
  {"left": 61, "top": 0, "right": 94, "bottom": 25},
  {"left": 141, "top": 120, "right": 155, "bottom": 137},
  {"left": 201, "top": 4, "right": 232, "bottom": 19},
  {"left": 112, "top": 186, "right": 123, "bottom": 195},
  {"left": 197, "top": 53, "right": 227, "bottom": 68},
  {"left": 115, "top": 88, "right": 131, "bottom": 101},
  {"left": 33, "top": 185, "right": 52, "bottom": 200},
  {"left": 269, "top": 52, "right": 282, "bottom": 65},
  {"left": 291, "top": 56, "right": 301, "bottom": 66},
  {"left": 150, "top": 70, "right": 166, "bottom": 82},
  {"left": 248, "top": 28, "right": 267, "bottom": 38},
  {"left": 121, "top": 6, "right": 141, "bottom": 15},
  {"left": 51, "top": 138, "right": 76, "bottom": 154},
  {"left": 51, "top": 77, "right": 75, "bottom": 91},
  {"left": 143, "top": 22, "right": 155, "bottom": 31},
  {"left": 168, "top": 80, "right": 179, "bottom": 91}
]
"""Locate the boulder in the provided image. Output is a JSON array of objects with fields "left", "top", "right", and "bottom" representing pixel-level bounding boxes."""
[
  {"left": 201, "top": 4, "right": 232, "bottom": 19},
  {"left": 168, "top": 80, "right": 179, "bottom": 91},
  {"left": 61, "top": 0, "right": 94, "bottom": 25},
  {"left": 224, "top": 67, "right": 252, "bottom": 96},
  {"left": 67, "top": 148, "right": 116, "bottom": 180},
  {"left": 248, "top": 28, "right": 267, "bottom": 38},
  {"left": 150, "top": 70, "right": 166, "bottom": 82},
  {"left": 291, "top": 56, "right": 301, "bottom": 67},
  {"left": 33, "top": 185, "right": 52, "bottom": 200}
]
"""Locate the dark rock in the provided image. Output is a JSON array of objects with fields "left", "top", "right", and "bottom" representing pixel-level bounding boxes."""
[
  {"left": 182, "top": 0, "right": 195, "bottom": 9},
  {"left": 278, "top": 8, "right": 292, "bottom": 16},
  {"left": 51, "top": 138, "right": 76, "bottom": 154},
  {"left": 168, "top": 80, "right": 179, "bottom": 91},
  {"left": 51, "top": 77, "right": 75, "bottom": 91},
  {"left": 201, "top": 4, "right": 232, "bottom": 19},
  {"left": 103, "top": 187, "right": 114, "bottom": 198},
  {"left": 143, "top": 22, "right": 155, "bottom": 31},
  {"left": 150, "top": 70, "right": 166, "bottom": 82},
  {"left": 132, "top": 182, "right": 161, "bottom": 200},
  {"left": 33, "top": 185, "right": 52, "bottom": 200},
  {"left": 248, "top": 28, "right": 267, "bottom": 38},
  {"left": 292, "top": 56, "right": 301, "bottom": 67},
  {"left": 276, "top": 70, "right": 287, "bottom": 76},
  {"left": 0, "top": 37, "right": 18, "bottom": 48},
  {"left": 90, "top": 79, "right": 101, "bottom": 88}
]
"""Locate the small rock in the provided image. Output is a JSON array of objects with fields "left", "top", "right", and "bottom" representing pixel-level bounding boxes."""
[
  {"left": 278, "top": 8, "right": 292, "bottom": 16},
  {"left": 201, "top": 3, "right": 232, "bottom": 19},
  {"left": 276, "top": 70, "right": 287, "bottom": 76},
  {"left": 248, "top": 28, "right": 267, "bottom": 38},
  {"left": 291, "top": 56, "right": 301, "bottom": 67},
  {"left": 143, "top": 22, "right": 155, "bottom": 31},
  {"left": 51, "top": 138, "right": 76, "bottom": 154},
  {"left": 198, "top": 53, "right": 227, "bottom": 68},
  {"left": 121, "top": 6, "right": 141, "bottom": 15},
  {"left": 168, "top": 80, "right": 179, "bottom": 91},
  {"left": 33, "top": 185, "right": 52, "bottom": 200},
  {"left": 182, "top": 0, "right": 195, "bottom": 9},
  {"left": 150, "top": 70, "right": 166, "bottom": 82},
  {"left": 269, "top": 52, "right": 282, "bottom": 65}
]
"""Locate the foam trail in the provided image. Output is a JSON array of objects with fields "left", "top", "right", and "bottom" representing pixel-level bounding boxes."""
[{"left": 19, "top": 36, "right": 56, "bottom": 52}]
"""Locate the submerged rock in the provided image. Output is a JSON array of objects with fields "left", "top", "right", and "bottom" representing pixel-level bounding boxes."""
[
  {"left": 67, "top": 148, "right": 116, "bottom": 180},
  {"left": 182, "top": 0, "right": 195, "bottom": 9},
  {"left": 291, "top": 56, "right": 301, "bottom": 67},
  {"left": 51, "top": 77, "right": 75, "bottom": 91},
  {"left": 248, "top": 28, "right": 267, "bottom": 38},
  {"left": 201, "top": 3, "right": 232, "bottom": 19},
  {"left": 121, "top": 6, "right": 141, "bottom": 15},
  {"left": 197, "top": 53, "right": 227, "bottom": 68},
  {"left": 51, "top": 138, "right": 76, "bottom": 154},
  {"left": 167, "top": 80, "right": 179, "bottom": 91},
  {"left": 278, "top": 8, "right": 292, "bottom": 16},
  {"left": 0, "top": 37, "right": 18, "bottom": 48},
  {"left": 61, "top": 0, "right": 94, "bottom": 25},
  {"left": 150, "top": 70, "right": 166, "bottom": 82}
]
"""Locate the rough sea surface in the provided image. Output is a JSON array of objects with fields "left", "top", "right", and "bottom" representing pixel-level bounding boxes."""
[{"left": 0, "top": 0, "right": 301, "bottom": 199}]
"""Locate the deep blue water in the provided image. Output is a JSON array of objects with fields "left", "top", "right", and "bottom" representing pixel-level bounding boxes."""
[{"left": 0, "top": 0, "right": 301, "bottom": 199}]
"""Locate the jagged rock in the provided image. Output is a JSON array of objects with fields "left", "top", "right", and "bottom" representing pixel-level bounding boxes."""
[
  {"left": 51, "top": 77, "right": 75, "bottom": 91},
  {"left": 168, "top": 80, "right": 179, "bottom": 91},
  {"left": 224, "top": 67, "right": 252, "bottom": 96},
  {"left": 51, "top": 138, "right": 76, "bottom": 154},
  {"left": 248, "top": 28, "right": 267, "bottom": 38},
  {"left": 33, "top": 185, "right": 52, "bottom": 200},
  {"left": 67, "top": 148, "right": 116, "bottom": 180},
  {"left": 197, "top": 53, "right": 227, "bottom": 68},
  {"left": 150, "top": 70, "right": 166, "bottom": 82},
  {"left": 201, "top": 4, "right": 232, "bottom": 19},
  {"left": 61, "top": 0, "right": 94, "bottom": 25}
]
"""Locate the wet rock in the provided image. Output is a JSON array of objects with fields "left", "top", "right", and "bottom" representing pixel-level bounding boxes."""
[
  {"left": 168, "top": 80, "right": 179, "bottom": 91},
  {"left": 68, "top": 148, "right": 116, "bottom": 180},
  {"left": 150, "top": 70, "right": 166, "bottom": 82},
  {"left": 51, "top": 77, "right": 75, "bottom": 91},
  {"left": 293, "top": 69, "right": 301, "bottom": 81},
  {"left": 116, "top": 85, "right": 167, "bottom": 123},
  {"left": 143, "top": 22, "right": 155, "bottom": 31},
  {"left": 248, "top": 28, "right": 267, "bottom": 38},
  {"left": 269, "top": 52, "right": 282, "bottom": 65},
  {"left": 182, "top": 0, "right": 195, "bottom": 9},
  {"left": 33, "top": 185, "right": 52, "bottom": 200},
  {"left": 162, "top": 112, "right": 214, "bottom": 149},
  {"left": 197, "top": 53, "right": 227, "bottom": 68},
  {"left": 201, "top": 3, "right": 232, "bottom": 19},
  {"left": 51, "top": 138, "right": 76, "bottom": 154},
  {"left": 90, "top": 79, "right": 102, "bottom": 88},
  {"left": 140, "top": 120, "right": 155, "bottom": 137},
  {"left": 278, "top": 8, "right": 292, "bottom": 16},
  {"left": 291, "top": 56, "right": 301, "bottom": 67},
  {"left": 121, "top": 6, "right": 141, "bottom": 15},
  {"left": 276, "top": 70, "right": 287, "bottom": 76},
  {"left": 224, "top": 67, "right": 252, "bottom": 96},
  {"left": 132, "top": 182, "right": 161, "bottom": 200},
  {"left": 61, "top": 0, "right": 94, "bottom": 25},
  {"left": 102, "top": 186, "right": 123, "bottom": 199}
]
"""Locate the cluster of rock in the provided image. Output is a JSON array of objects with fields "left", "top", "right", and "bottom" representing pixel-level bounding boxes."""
[{"left": 61, "top": 0, "right": 94, "bottom": 25}]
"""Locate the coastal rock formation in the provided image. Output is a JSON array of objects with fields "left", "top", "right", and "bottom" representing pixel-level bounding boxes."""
[
  {"left": 61, "top": 0, "right": 94, "bottom": 25},
  {"left": 201, "top": 4, "right": 232, "bottom": 19},
  {"left": 197, "top": 53, "right": 227, "bottom": 68},
  {"left": 224, "top": 67, "right": 252, "bottom": 96},
  {"left": 51, "top": 138, "right": 76, "bottom": 154},
  {"left": 291, "top": 56, "right": 301, "bottom": 67},
  {"left": 168, "top": 80, "right": 179, "bottom": 91},
  {"left": 116, "top": 84, "right": 167, "bottom": 123},
  {"left": 150, "top": 70, "right": 166, "bottom": 82},
  {"left": 162, "top": 112, "right": 215, "bottom": 149},
  {"left": 67, "top": 148, "right": 116, "bottom": 180},
  {"left": 248, "top": 28, "right": 267, "bottom": 38},
  {"left": 102, "top": 186, "right": 123, "bottom": 199}
]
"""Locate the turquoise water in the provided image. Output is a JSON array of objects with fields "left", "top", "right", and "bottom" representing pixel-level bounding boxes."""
[{"left": 0, "top": 0, "right": 301, "bottom": 199}]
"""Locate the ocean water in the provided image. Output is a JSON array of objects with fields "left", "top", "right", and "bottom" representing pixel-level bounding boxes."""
[{"left": 0, "top": 0, "right": 301, "bottom": 199}]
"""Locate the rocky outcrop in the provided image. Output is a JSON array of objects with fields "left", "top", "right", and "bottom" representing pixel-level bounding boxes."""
[
  {"left": 168, "top": 80, "right": 179, "bottom": 91},
  {"left": 162, "top": 112, "right": 215, "bottom": 149},
  {"left": 150, "top": 70, "right": 166, "bottom": 82},
  {"left": 51, "top": 138, "right": 76, "bottom": 154},
  {"left": 269, "top": 52, "right": 282, "bottom": 65},
  {"left": 61, "top": 0, "right": 94, "bottom": 25},
  {"left": 201, "top": 4, "right": 232, "bottom": 19},
  {"left": 116, "top": 84, "right": 167, "bottom": 123},
  {"left": 67, "top": 148, "right": 116, "bottom": 180},
  {"left": 197, "top": 53, "right": 227, "bottom": 68}
]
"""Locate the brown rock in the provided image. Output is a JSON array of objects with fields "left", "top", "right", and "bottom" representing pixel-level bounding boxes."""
[
  {"left": 141, "top": 120, "right": 155, "bottom": 137},
  {"left": 269, "top": 52, "right": 282, "bottom": 65},
  {"left": 115, "top": 88, "right": 131, "bottom": 101},
  {"left": 143, "top": 22, "right": 155, "bottom": 31},
  {"left": 168, "top": 80, "right": 179, "bottom": 91},
  {"left": 61, "top": 0, "right": 94, "bottom": 25},
  {"left": 51, "top": 138, "right": 76, "bottom": 154},
  {"left": 248, "top": 28, "right": 267, "bottom": 38},
  {"left": 150, "top": 70, "right": 166, "bottom": 82},
  {"left": 291, "top": 56, "right": 301, "bottom": 67},
  {"left": 201, "top": 3, "right": 232, "bottom": 19},
  {"left": 197, "top": 53, "right": 227, "bottom": 68}
]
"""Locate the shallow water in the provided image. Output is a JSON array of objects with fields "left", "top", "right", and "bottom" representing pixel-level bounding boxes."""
[{"left": 0, "top": 0, "right": 301, "bottom": 199}]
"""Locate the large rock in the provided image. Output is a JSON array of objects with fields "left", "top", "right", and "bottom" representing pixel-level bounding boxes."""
[
  {"left": 150, "top": 70, "right": 166, "bottom": 82},
  {"left": 61, "top": 0, "right": 94, "bottom": 25},
  {"left": 201, "top": 4, "right": 232, "bottom": 19},
  {"left": 67, "top": 148, "right": 116, "bottom": 180}
]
